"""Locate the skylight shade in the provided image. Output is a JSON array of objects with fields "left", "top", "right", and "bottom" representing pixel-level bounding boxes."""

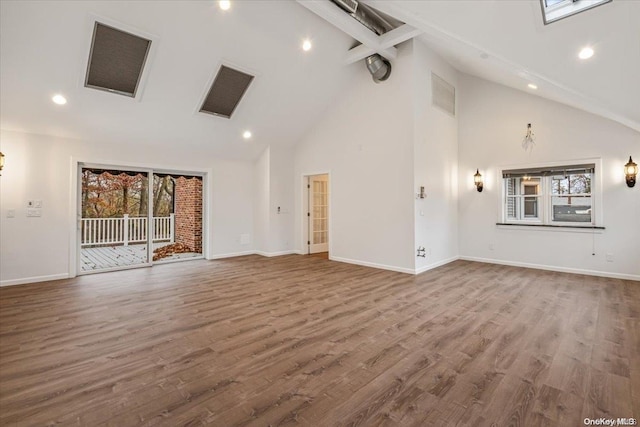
[
  {"left": 200, "top": 66, "right": 254, "bottom": 118},
  {"left": 85, "top": 22, "right": 151, "bottom": 97},
  {"left": 432, "top": 73, "right": 455, "bottom": 117}
]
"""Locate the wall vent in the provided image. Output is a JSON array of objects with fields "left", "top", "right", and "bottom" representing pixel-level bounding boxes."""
[
  {"left": 85, "top": 22, "right": 152, "bottom": 97},
  {"left": 431, "top": 73, "right": 455, "bottom": 117},
  {"left": 200, "top": 65, "right": 254, "bottom": 119}
]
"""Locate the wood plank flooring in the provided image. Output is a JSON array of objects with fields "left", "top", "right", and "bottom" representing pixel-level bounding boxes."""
[{"left": 0, "top": 256, "right": 638, "bottom": 426}]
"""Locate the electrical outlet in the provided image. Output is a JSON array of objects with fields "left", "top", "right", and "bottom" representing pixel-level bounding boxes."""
[
  {"left": 606, "top": 253, "right": 614, "bottom": 262},
  {"left": 27, "top": 208, "right": 41, "bottom": 217},
  {"left": 34, "top": 200, "right": 43, "bottom": 208}
]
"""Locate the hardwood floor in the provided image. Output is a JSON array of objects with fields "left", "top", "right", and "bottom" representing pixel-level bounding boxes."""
[{"left": 1, "top": 256, "right": 638, "bottom": 426}]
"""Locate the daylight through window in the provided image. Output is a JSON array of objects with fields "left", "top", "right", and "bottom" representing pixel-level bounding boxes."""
[
  {"left": 540, "top": 0, "right": 612, "bottom": 24},
  {"left": 502, "top": 164, "right": 596, "bottom": 226}
]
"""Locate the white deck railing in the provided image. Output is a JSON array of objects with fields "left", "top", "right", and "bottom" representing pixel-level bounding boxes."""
[{"left": 81, "top": 214, "right": 175, "bottom": 247}]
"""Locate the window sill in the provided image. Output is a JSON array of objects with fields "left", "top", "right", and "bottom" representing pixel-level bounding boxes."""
[{"left": 496, "top": 223, "right": 605, "bottom": 233}]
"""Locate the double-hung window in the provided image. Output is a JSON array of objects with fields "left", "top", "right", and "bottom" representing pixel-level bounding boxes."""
[{"left": 501, "top": 163, "right": 598, "bottom": 227}]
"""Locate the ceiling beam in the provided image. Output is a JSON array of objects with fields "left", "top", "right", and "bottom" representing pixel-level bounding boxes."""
[
  {"left": 295, "top": 0, "right": 397, "bottom": 59},
  {"left": 344, "top": 24, "right": 423, "bottom": 64}
]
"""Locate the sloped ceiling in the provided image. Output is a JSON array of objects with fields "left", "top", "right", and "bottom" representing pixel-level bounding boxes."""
[
  {"left": 0, "top": 1, "right": 358, "bottom": 159},
  {"left": 1, "top": 1, "right": 638, "bottom": 162},
  {"left": 367, "top": 0, "right": 640, "bottom": 132}
]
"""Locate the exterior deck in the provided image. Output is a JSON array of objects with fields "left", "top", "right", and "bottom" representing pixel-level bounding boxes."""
[
  {"left": 80, "top": 215, "right": 200, "bottom": 271},
  {"left": 81, "top": 243, "right": 201, "bottom": 271}
]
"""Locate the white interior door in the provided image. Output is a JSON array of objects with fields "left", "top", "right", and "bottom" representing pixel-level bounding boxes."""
[{"left": 308, "top": 174, "right": 329, "bottom": 254}]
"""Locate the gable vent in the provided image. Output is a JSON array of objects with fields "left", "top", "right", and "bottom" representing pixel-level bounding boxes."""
[
  {"left": 431, "top": 73, "right": 455, "bottom": 117},
  {"left": 200, "top": 65, "right": 254, "bottom": 119},
  {"left": 85, "top": 22, "right": 151, "bottom": 97}
]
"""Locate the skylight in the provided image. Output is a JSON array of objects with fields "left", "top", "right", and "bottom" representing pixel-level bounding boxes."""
[
  {"left": 540, "top": 0, "right": 612, "bottom": 25},
  {"left": 199, "top": 65, "right": 254, "bottom": 119},
  {"left": 85, "top": 22, "right": 151, "bottom": 97}
]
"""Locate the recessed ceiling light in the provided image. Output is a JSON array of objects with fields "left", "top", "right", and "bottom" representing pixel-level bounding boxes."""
[
  {"left": 52, "top": 94, "right": 67, "bottom": 105},
  {"left": 578, "top": 47, "right": 594, "bottom": 60},
  {"left": 528, "top": 83, "right": 538, "bottom": 90},
  {"left": 243, "top": 130, "right": 252, "bottom": 139},
  {"left": 302, "top": 39, "right": 312, "bottom": 52},
  {"left": 219, "top": 0, "right": 231, "bottom": 11}
]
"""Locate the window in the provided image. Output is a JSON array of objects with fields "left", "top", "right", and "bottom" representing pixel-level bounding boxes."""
[
  {"left": 540, "top": 0, "right": 612, "bottom": 25},
  {"left": 501, "top": 163, "right": 597, "bottom": 226}
]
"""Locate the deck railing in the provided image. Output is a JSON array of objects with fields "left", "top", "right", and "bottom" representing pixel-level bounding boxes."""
[{"left": 81, "top": 214, "right": 175, "bottom": 247}]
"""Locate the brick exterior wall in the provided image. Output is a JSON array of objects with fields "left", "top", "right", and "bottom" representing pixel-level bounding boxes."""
[{"left": 174, "top": 177, "right": 203, "bottom": 253}]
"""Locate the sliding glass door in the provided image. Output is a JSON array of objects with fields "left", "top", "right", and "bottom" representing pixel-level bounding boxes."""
[
  {"left": 79, "top": 165, "right": 204, "bottom": 274},
  {"left": 80, "top": 167, "right": 151, "bottom": 272},
  {"left": 150, "top": 173, "right": 203, "bottom": 263}
]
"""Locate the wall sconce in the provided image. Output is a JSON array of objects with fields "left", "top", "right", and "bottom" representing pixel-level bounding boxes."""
[
  {"left": 416, "top": 186, "right": 426, "bottom": 199},
  {"left": 625, "top": 156, "right": 637, "bottom": 188},
  {"left": 0, "top": 152, "right": 4, "bottom": 175},
  {"left": 474, "top": 169, "right": 483, "bottom": 192}
]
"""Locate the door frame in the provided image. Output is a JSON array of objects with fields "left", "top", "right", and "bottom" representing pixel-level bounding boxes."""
[
  {"left": 69, "top": 157, "right": 212, "bottom": 278},
  {"left": 300, "top": 171, "right": 332, "bottom": 256},
  {"left": 75, "top": 162, "right": 153, "bottom": 275}
]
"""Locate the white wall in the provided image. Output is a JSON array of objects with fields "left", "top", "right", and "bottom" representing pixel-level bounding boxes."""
[
  {"left": 294, "top": 43, "right": 416, "bottom": 273},
  {"left": 267, "top": 146, "right": 294, "bottom": 254},
  {"left": 0, "top": 129, "right": 255, "bottom": 285},
  {"left": 253, "top": 146, "right": 270, "bottom": 253},
  {"left": 412, "top": 41, "right": 459, "bottom": 273},
  {"left": 458, "top": 75, "right": 640, "bottom": 280},
  {"left": 253, "top": 145, "right": 295, "bottom": 255}
]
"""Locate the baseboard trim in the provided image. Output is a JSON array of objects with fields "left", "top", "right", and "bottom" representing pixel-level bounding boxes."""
[
  {"left": 415, "top": 256, "right": 460, "bottom": 275},
  {"left": 329, "top": 256, "right": 415, "bottom": 274},
  {"left": 208, "top": 250, "right": 256, "bottom": 260},
  {"left": 0, "top": 273, "right": 70, "bottom": 287},
  {"left": 255, "top": 250, "right": 298, "bottom": 257},
  {"left": 459, "top": 256, "right": 640, "bottom": 281}
]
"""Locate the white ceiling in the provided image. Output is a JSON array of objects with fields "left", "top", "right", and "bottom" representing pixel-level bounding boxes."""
[
  {"left": 1, "top": 1, "right": 638, "bottom": 161},
  {"left": 367, "top": 0, "right": 640, "bottom": 132}
]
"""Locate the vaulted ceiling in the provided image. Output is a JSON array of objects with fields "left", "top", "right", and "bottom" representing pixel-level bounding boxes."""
[{"left": 1, "top": 1, "right": 638, "bottom": 160}]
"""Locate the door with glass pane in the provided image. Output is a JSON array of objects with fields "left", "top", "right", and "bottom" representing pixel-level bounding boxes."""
[
  {"left": 79, "top": 166, "right": 151, "bottom": 272},
  {"left": 308, "top": 174, "right": 329, "bottom": 254},
  {"left": 151, "top": 173, "right": 204, "bottom": 263}
]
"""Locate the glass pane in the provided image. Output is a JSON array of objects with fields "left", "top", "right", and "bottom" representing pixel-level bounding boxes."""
[
  {"left": 552, "top": 173, "right": 591, "bottom": 195},
  {"left": 551, "top": 176, "right": 569, "bottom": 195},
  {"left": 506, "top": 196, "right": 519, "bottom": 220},
  {"left": 81, "top": 168, "right": 149, "bottom": 272},
  {"left": 552, "top": 196, "right": 592, "bottom": 222},
  {"left": 570, "top": 174, "right": 591, "bottom": 194},
  {"left": 524, "top": 197, "right": 538, "bottom": 218},
  {"left": 523, "top": 179, "right": 539, "bottom": 195},
  {"left": 153, "top": 174, "right": 203, "bottom": 262},
  {"left": 506, "top": 178, "right": 518, "bottom": 196}
]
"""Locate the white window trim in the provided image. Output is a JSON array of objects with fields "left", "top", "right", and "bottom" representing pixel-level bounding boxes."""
[
  {"left": 497, "top": 158, "right": 603, "bottom": 229},
  {"left": 541, "top": 0, "right": 613, "bottom": 25}
]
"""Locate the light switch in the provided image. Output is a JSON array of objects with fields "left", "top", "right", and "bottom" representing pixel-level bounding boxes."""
[
  {"left": 34, "top": 200, "right": 43, "bottom": 208},
  {"left": 27, "top": 208, "right": 42, "bottom": 217}
]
